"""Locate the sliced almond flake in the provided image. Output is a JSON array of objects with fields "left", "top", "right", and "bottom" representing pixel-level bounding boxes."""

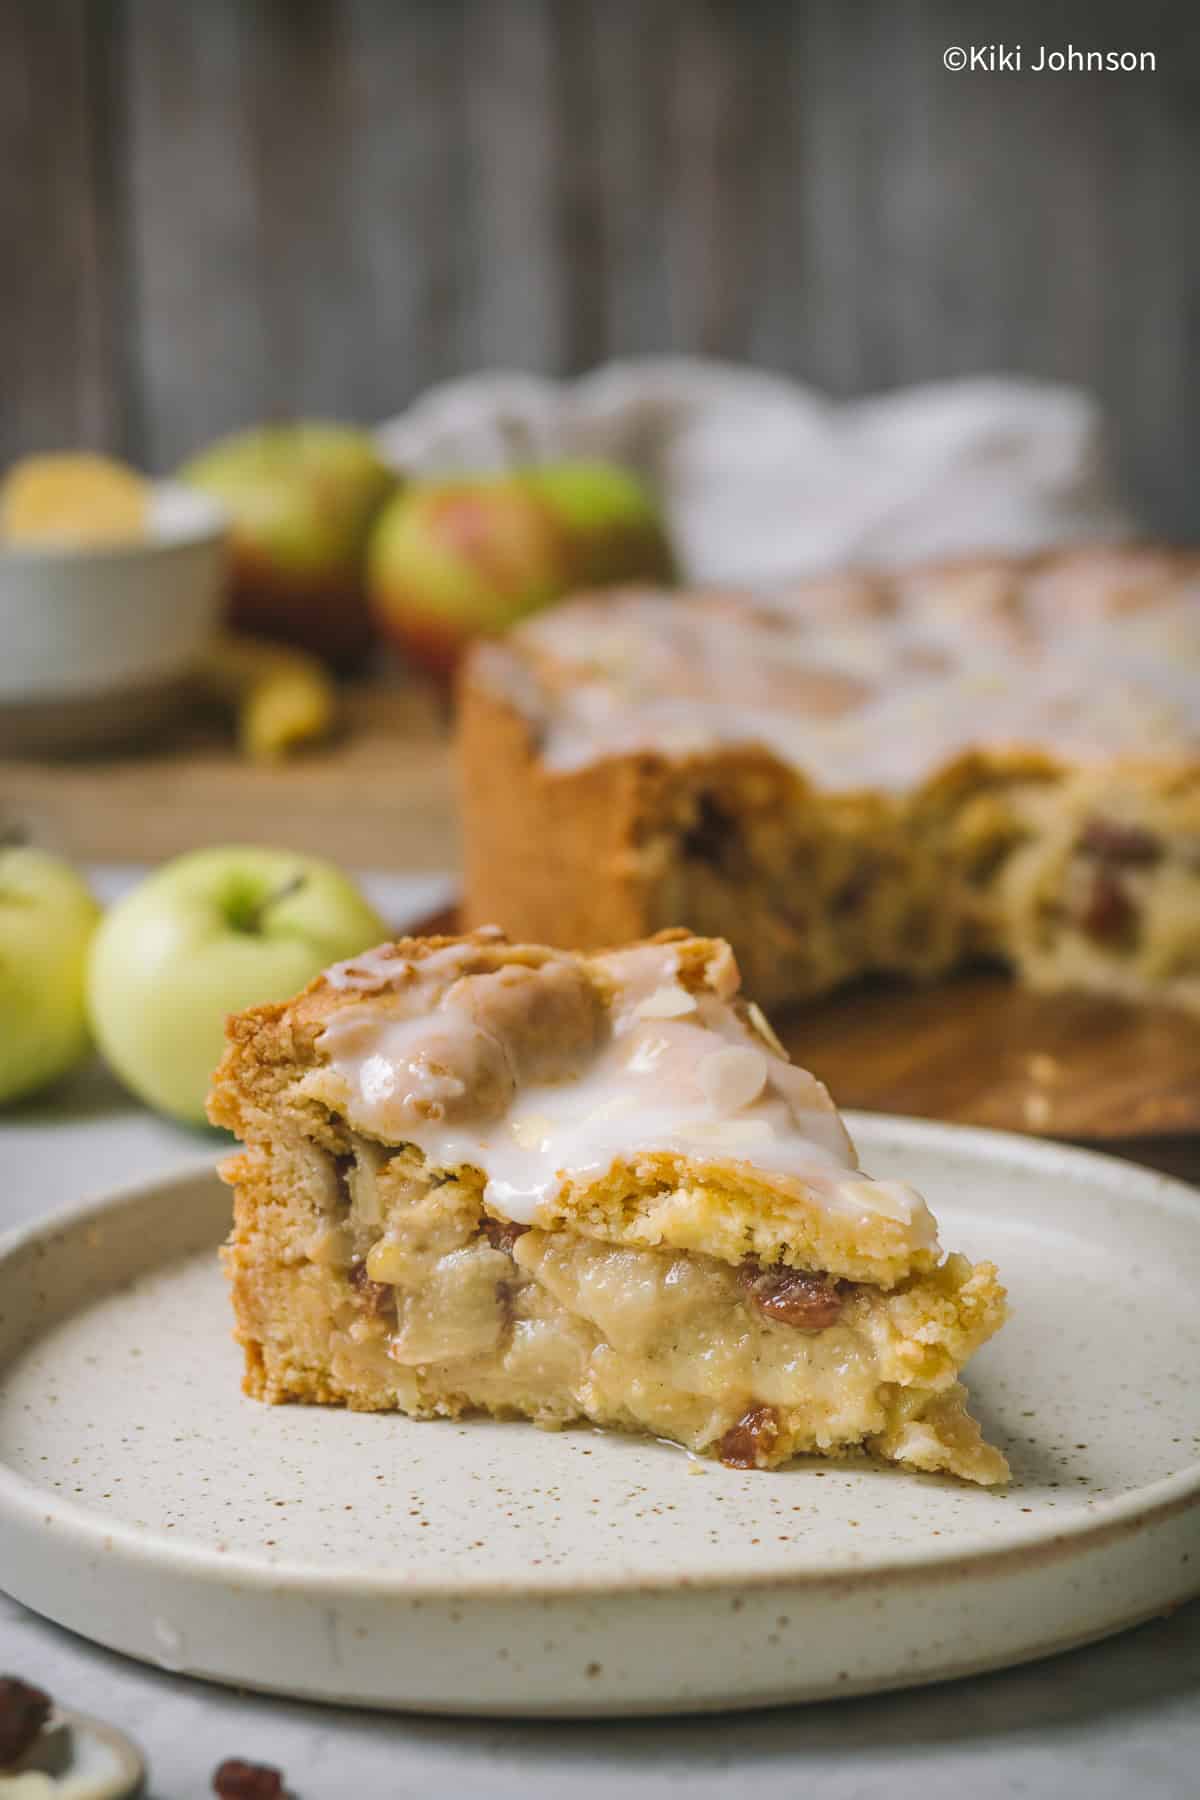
[
  {"left": 687, "top": 1117, "right": 775, "bottom": 1149},
  {"left": 633, "top": 984, "right": 698, "bottom": 1019},
  {"left": 580, "top": 1093, "right": 637, "bottom": 1128},
  {"left": 511, "top": 1113, "right": 555, "bottom": 1150},
  {"left": 698, "top": 1045, "right": 768, "bottom": 1113},
  {"left": 848, "top": 1179, "right": 916, "bottom": 1224},
  {"left": 747, "top": 1000, "right": 789, "bottom": 1060}
]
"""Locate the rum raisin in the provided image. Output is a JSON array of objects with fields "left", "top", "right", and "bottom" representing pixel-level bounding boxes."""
[
  {"left": 1080, "top": 869, "right": 1138, "bottom": 944},
  {"left": 349, "top": 1261, "right": 395, "bottom": 1318},
  {"left": 830, "top": 857, "right": 882, "bottom": 918},
  {"left": 739, "top": 1260, "right": 844, "bottom": 1329},
  {"left": 480, "top": 1216, "right": 530, "bottom": 1256},
  {"left": 718, "top": 1405, "right": 781, "bottom": 1469},
  {"left": 212, "top": 1760, "right": 286, "bottom": 1799},
  {"left": 682, "top": 794, "right": 739, "bottom": 870},
  {"left": 0, "top": 1677, "right": 51, "bottom": 1767},
  {"left": 1078, "top": 819, "right": 1161, "bottom": 865},
  {"left": 332, "top": 1154, "right": 354, "bottom": 1207}
]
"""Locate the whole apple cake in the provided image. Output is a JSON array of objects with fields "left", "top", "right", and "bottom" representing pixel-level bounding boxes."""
[
  {"left": 210, "top": 927, "right": 1008, "bottom": 1481},
  {"left": 458, "top": 545, "right": 1200, "bottom": 1013}
]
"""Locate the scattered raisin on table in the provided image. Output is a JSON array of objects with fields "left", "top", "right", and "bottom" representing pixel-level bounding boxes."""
[
  {"left": 213, "top": 1757, "right": 287, "bottom": 1799},
  {"left": 0, "top": 1676, "right": 52, "bottom": 1767}
]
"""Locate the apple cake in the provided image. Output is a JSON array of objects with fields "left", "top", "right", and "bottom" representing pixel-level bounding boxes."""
[
  {"left": 459, "top": 545, "right": 1200, "bottom": 1013},
  {"left": 209, "top": 928, "right": 1008, "bottom": 1481}
]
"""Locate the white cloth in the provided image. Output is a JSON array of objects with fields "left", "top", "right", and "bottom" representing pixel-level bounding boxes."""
[{"left": 375, "top": 359, "right": 1134, "bottom": 587}]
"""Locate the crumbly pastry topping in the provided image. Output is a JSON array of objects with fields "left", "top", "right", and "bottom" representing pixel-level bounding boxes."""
[
  {"left": 486, "top": 548, "right": 1200, "bottom": 789},
  {"left": 312, "top": 931, "right": 936, "bottom": 1249}
]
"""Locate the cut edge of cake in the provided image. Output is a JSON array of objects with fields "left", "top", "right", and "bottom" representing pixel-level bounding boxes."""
[{"left": 457, "top": 550, "right": 1200, "bottom": 1017}]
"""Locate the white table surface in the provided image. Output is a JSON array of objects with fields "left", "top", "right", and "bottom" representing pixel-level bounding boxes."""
[{"left": 2, "top": 869, "right": 1199, "bottom": 1797}]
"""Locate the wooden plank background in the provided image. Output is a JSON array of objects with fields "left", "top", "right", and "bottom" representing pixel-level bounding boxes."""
[{"left": 2, "top": 0, "right": 1198, "bottom": 536}]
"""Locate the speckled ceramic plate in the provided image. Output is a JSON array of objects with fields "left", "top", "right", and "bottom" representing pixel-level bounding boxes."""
[{"left": 1, "top": 1116, "right": 1198, "bottom": 1717}]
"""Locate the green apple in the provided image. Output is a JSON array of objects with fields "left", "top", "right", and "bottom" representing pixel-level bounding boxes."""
[
  {"left": 0, "top": 848, "right": 100, "bottom": 1104},
  {"left": 367, "top": 475, "right": 571, "bottom": 679},
  {"left": 87, "top": 847, "right": 387, "bottom": 1126},
  {"left": 367, "top": 461, "right": 675, "bottom": 679},
  {"left": 180, "top": 424, "right": 397, "bottom": 670},
  {"left": 525, "top": 461, "right": 675, "bottom": 588}
]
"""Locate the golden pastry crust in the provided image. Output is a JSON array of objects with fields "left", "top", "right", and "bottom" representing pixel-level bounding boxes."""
[
  {"left": 459, "top": 545, "right": 1200, "bottom": 1013},
  {"left": 210, "top": 930, "right": 1010, "bottom": 1484}
]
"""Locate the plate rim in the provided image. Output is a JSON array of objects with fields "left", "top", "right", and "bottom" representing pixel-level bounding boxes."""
[{"left": 2, "top": 1112, "right": 1199, "bottom": 1603}]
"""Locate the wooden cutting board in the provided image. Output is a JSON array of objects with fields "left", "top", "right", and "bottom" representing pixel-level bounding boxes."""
[
  {"left": 1, "top": 680, "right": 459, "bottom": 875},
  {"left": 412, "top": 907, "right": 1200, "bottom": 1151},
  {"left": 785, "top": 967, "right": 1200, "bottom": 1142}
]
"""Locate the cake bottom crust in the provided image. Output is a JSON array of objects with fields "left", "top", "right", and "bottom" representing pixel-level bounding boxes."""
[{"left": 238, "top": 1338, "right": 1004, "bottom": 1486}]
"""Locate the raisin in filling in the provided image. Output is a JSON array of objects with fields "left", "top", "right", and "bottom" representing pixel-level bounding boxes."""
[
  {"left": 830, "top": 856, "right": 884, "bottom": 918},
  {"left": 332, "top": 1153, "right": 354, "bottom": 1208},
  {"left": 681, "top": 793, "right": 743, "bottom": 873},
  {"left": 1078, "top": 818, "right": 1162, "bottom": 866},
  {"left": 348, "top": 1261, "right": 396, "bottom": 1319},
  {"left": 1078, "top": 868, "right": 1138, "bottom": 946},
  {"left": 718, "top": 1405, "right": 781, "bottom": 1469},
  {"left": 739, "top": 1259, "right": 844, "bottom": 1330},
  {"left": 479, "top": 1216, "right": 530, "bottom": 1256}
]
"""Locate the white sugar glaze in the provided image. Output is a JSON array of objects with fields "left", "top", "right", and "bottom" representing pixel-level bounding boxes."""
[
  {"left": 492, "top": 560, "right": 1200, "bottom": 790},
  {"left": 315, "top": 937, "right": 937, "bottom": 1249}
]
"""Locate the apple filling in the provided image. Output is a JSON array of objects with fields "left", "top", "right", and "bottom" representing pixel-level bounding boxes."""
[{"left": 228, "top": 1125, "right": 1007, "bottom": 1481}]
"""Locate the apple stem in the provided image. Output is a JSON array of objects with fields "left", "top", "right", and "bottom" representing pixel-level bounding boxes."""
[{"left": 243, "top": 871, "right": 307, "bottom": 933}]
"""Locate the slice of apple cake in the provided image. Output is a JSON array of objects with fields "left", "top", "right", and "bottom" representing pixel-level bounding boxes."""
[{"left": 209, "top": 928, "right": 1009, "bottom": 1481}]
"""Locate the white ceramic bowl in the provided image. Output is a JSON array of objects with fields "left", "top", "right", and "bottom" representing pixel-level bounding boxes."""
[{"left": 0, "top": 483, "right": 227, "bottom": 754}]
